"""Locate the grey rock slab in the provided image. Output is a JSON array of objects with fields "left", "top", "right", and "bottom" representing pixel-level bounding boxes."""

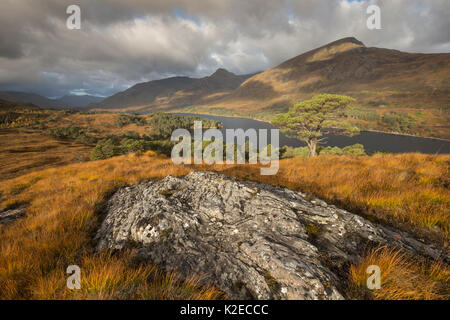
[
  {"left": 0, "top": 208, "right": 26, "bottom": 225},
  {"left": 95, "top": 171, "right": 448, "bottom": 300}
]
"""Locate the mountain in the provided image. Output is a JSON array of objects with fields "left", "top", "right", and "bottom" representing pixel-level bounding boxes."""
[
  {"left": 0, "top": 91, "right": 104, "bottom": 108},
  {"left": 55, "top": 95, "right": 104, "bottom": 108},
  {"left": 92, "top": 37, "right": 449, "bottom": 115},
  {"left": 202, "top": 37, "right": 450, "bottom": 113},
  {"left": 91, "top": 68, "right": 256, "bottom": 110},
  {"left": 0, "top": 91, "right": 62, "bottom": 108}
]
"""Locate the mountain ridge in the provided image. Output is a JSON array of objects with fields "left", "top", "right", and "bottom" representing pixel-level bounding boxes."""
[
  {"left": 0, "top": 91, "right": 103, "bottom": 108},
  {"left": 206, "top": 37, "right": 450, "bottom": 113},
  {"left": 0, "top": 91, "right": 62, "bottom": 108},
  {"left": 56, "top": 94, "right": 104, "bottom": 108},
  {"left": 91, "top": 68, "right": 256, "bottom": 110},
  {"left": 89, "top": 37, "right": 450, "bottom": 115}
]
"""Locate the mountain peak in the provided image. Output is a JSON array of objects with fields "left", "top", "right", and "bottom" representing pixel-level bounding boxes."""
[
  {"left": 325, "top": 37, "right": 365, "bottom": 48},
  {"left": 211, "top": 68, "right": 234, "bottom": 77},
  {"left": 305, "top": 37, "right": 365, "bottom": 62}
]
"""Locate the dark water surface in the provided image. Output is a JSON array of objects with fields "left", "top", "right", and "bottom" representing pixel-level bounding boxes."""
[{"left": 176, "top": 113, "right": 450, "bottom": 154}]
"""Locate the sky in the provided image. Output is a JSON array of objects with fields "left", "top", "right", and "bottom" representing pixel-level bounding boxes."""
[{"left": 0, "top": 0, "right": 449, "bottom": 98}]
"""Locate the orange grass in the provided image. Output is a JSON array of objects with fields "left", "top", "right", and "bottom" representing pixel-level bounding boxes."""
[
  {"left": 0, "top": 152, "right": 448, "bottom": 299},
  {"left": 0, "top": 153, "right": 222, "bottom": 299},
  {"left": 0, "top": 128, "right": 91, "bottom": 181},
  {"left": 349, "top": 246, "right": 449, "bottom": 300}
]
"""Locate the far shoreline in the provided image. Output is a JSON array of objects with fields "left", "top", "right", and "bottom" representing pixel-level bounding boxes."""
[{"left": 170, "top": 110, "right": 450, "bottom": 143}]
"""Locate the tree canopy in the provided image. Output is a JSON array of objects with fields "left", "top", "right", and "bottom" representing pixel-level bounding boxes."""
[{"left": 272, "top": 94, "right": 359, "bottom": 157}]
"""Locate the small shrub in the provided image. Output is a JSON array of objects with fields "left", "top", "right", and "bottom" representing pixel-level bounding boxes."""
[
  {"left": 280, "top": 146, "right": 311, "bottom": 159},
  {"left": 120, "top": 138, "right": 147, "bottom": 153},
  {"left": 379, "top": 112, "right": 417, "bottom": 133},
  {"left": 122, "top": 131, "right": 140, "bottom": 139},
  {"left": 281, "top": 144, "right": 366, "bottom": 158},
  {"left": 342, "top": 144, "right": 366, "bottom": 156},
  {"left": 319, "top": 146, "right": 344, "bottom": 156},
  {"left": 49, "top": 126, "right": 96, "bottom": 144},
  {"left": 116, "top": 114, "right": 147, "bottom": 127},
  {"left": 149, "top": 112, "right": 220, "bottom": 139},
  {"left": 347, "top": 106, "right": 380, "bottom": 121},
  {"left": 90, "top": 139, "right": 122, "bottom": 160}
]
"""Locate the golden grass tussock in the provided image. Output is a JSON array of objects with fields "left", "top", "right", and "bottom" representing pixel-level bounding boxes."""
[
  {"left": 0, "top": 152, "right": 448, "bottom": 299},
  {"left": 349, "top": 246, "right": 449, "bottom": 300},
  {"left": 30, "top": 251, "right": 222, "bottom": 300}
]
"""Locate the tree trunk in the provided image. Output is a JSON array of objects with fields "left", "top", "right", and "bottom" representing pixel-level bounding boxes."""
[{"left": 307, "top": 139, "right": 317, "bottom": 157}]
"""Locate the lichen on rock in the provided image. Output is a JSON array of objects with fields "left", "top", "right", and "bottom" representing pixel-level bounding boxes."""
[{"left": 95, "top": 171, "right": 447, "bottom": 300}]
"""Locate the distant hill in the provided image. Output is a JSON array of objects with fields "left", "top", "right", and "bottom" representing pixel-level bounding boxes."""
[
  {"left": 0, "top": 91, "right": 103, "bottom": 108},
  {"left": 90, "top": 68, "right": 256, "bottom": 110},
  {"left": 56, "top": 95, "right": 104, "bottom": 108},
  {"left": 92, "top": 37, "right": 450, "bottom": 115},
  {"left": 0, "top": 91, "right": 62, "bottom": 108}
]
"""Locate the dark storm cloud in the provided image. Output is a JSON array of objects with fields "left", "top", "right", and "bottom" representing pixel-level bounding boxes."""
[{"left": 0, "top": 0, "right": 449, "bottom": 97}]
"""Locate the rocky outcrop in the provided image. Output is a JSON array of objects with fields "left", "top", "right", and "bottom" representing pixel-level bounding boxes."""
[
  {"left": 95, "top": 172, "right": 448, "bottom": 300},
  {"left": 0, "top": 208, "right": 26, "bottom": 225}
]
